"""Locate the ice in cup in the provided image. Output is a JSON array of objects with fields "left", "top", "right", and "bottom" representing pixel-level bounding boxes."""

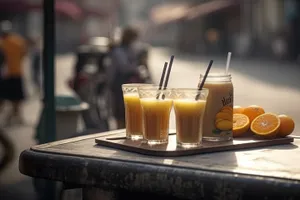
[
  {"left": 138, "top": 86, "right": 173, "bottom": 145},
  {"left": 122, "top": 84, "right": 153, "bottom": 140},
  {"left": 173, "top": 88, "right": 209, "bottom": 148}
]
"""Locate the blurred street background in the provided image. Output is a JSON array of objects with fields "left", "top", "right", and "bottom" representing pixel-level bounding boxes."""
[{"left": 0, "top": 0, "right": 300, "bottom": 199}]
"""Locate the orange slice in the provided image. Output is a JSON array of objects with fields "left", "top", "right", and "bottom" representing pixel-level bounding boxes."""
[
  {"left": 216, "top": 119, "right": 232, "bottom": 131},
  {"left": 221, "top": 106, "right": 233, "bottom": 113},
  {"left": 243, "top": 105, "right": 265, "bottom": 122},
  {"left": 278, "top": 114, "right": 295, "bottom": 137},
  {"left": 233, "top": 114, "right": 250, "bottom": 137},
  {"left": 215, "top": 118, "right": 223, "bottom": 125},
  {"left": 216, "top": 112, "right": 232, "bottom": 121},
  {"left": 250, "top": 113, "right": 280, "bottom": 138}
]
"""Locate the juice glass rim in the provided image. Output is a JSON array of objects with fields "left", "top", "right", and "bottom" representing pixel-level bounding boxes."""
[
  {"left": 200, "top": 73, "right": 232, "bottom": 77},
  {"left": 172, "top": 88, "right": 209, "bottom": 92},
  {"left": 138, "top": 86, "right": 173, "bottom": 99},
  {"left": 122, "top": 83, "right": 154, "bottom": 88},
  {"left": 138, "top": 87, "right": 173, "bottom": 92},
  {"left": 200, "top": 73, "right": 232, "bottom": 82},
  {"left": 172, "top": 88, "right": 209, "bottom": 100}
]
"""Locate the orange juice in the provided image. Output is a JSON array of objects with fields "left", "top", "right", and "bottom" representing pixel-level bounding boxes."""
[
  {"left": 122, "top": 83, "right": 153, "bottom": 139},
  {"left": 124, "top": 93, "right": 143, "bottom": 139},
  {"left": 174, "top": 99, "right": 206, "bottom": 146},
  {"left": 140, "top": 98, "right": 173, "bottom": 144}
]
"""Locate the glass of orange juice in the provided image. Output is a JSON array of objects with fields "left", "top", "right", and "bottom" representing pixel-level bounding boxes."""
[
  {"left": 122, "top": 83, "right": 153, "bottom": 140},
  {"left": 138, "top": 86, "right": 173, "bottom": 145},
  {"left": 173, "top": 88, "right": 209, "bottom": 148}
]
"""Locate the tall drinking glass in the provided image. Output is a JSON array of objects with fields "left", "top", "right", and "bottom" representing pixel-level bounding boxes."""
[
  {"left": 122, "top": 83, "right": 153, "bottom": 140},
  {"left": 138, "top": 86, "right": 173, "bottom": 145},
  {"left": 173, "top": 88, "right": 209, "bottom": 148}
]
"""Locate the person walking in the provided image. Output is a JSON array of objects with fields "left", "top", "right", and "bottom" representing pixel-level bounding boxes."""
[
  {"left": 0, "top": 43, "right": 5, "bottom": 107},
  {"left": 108, "top": 26, "right": 141, "bottom": 129},
  {"left": 0, "top": 21, "right": 27, "bottom": 125}
]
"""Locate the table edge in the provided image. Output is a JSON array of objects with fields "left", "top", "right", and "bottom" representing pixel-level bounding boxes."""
[{"left": 20, "top": 148, "right": 300, "bottom": 184}]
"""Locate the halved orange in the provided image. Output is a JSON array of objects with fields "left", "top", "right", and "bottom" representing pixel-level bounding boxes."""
[
  {"left": 250, "top": 113, "right": 280, "bottom": 138},
  {"left": 233, "top": 114, "right": 250, "bottom": 137}
]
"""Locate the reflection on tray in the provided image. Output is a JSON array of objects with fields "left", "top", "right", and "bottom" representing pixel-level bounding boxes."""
[
  {"left": 106, "top": 132, "right": 176, "bottom": 141},
  {"left": 95, "top": 131, "right": 294, "bottom": 157}
]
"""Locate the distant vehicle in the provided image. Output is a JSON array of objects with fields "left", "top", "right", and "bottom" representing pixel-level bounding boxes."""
[
  {"left": 68, "top": 37, "right": 153, "bottom": 131},
  {"left": 68, "top": 37, "right": 111, "bottom": 131},
  {"left": 134, "top": 42, "right": 153, "bottom": 84}
]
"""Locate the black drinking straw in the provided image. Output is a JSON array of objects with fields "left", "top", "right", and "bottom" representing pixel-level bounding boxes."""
[
  {"left": 156, "top": 62, "right": 168, "bottom": 99},
  {"left": 195, "top": 60, "right": 214, "bottom": 100},
  {"left": 161, "top": 55, "right": 175, "bottom": 99},
  {"left": 163, "top": 55, "right": 174, "bottom": 90}
]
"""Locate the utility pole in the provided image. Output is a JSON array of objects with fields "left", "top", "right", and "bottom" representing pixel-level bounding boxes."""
[
  {"left": 43, "top": 0, "right": 56, "bottom": 199},
  {"left": 43, "top": 0, "right": 56, "bottom": 143}
]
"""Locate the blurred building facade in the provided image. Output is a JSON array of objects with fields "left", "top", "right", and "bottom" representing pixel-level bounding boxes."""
[
  {"left": 1, "top": 0, "right": 299, "bottom": 58},
  {"left": 174, "top": 0, "right": 287, "bottom": 57},
  {"left": 0, "top": 0, "right": 119, "bottom": 53},
  {"left": 119, "top": 0, "right": 179, "bottom": 47},
  {"left": 148, "top": 0, "right": 299, "bottom": 59}
]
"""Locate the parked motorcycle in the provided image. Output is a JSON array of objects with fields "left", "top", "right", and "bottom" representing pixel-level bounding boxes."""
[
  {"left": 135, "top": 43, "right": 153, "bottom": 84},
  {"left": 68, "top": 37, "right": 111, "bottom": 132},
  {"left": 68, "top": 37, "right": 153, "bottom": 132}
]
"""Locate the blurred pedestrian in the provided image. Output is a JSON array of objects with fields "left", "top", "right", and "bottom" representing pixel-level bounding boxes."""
[
  {"left": 108, "top": 26, "right": 141, "bottom": 129},
  {"left": 0, "top": 21, "right": 27, "bottom": 126},
  {"left": 0, "top": 42, "right": 5, "bottom": 109}
]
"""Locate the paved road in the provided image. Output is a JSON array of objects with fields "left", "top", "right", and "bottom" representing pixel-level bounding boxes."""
[
  {"left": 149, "top": 48, "right": 300, "bottom": 135},
  {"left": 1, "top": 47, "right": 299, "bottom": 198}
]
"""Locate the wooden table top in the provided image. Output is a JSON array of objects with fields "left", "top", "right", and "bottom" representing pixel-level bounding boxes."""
[{"left": 19, "top": 129, "right": 300, "bottom": 199}]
